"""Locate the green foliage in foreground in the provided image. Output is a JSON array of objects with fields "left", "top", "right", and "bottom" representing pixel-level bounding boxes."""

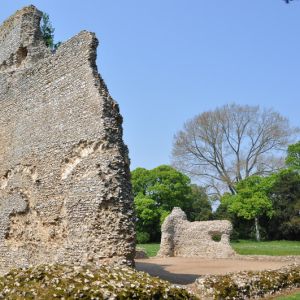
[
  {"left": 0, "top": 264, "right": 196, "bottom": 299},
  {"left": 231, "top": 240, "right": 300, "bottom": 256},
  {"left": 196, "top": 265, "right": 300, "bottom": 300},
  {"left": 138, "top": 240, "right": 300, "bottom": 257}
]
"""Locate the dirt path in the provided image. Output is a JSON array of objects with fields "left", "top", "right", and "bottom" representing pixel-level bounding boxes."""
[{"left": 136, "top": 257, "right": 292, "bottom": 285}]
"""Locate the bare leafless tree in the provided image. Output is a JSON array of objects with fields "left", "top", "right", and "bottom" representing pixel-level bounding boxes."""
[{"left": 172, "top": 103, "right": 299, "bottom": 196}]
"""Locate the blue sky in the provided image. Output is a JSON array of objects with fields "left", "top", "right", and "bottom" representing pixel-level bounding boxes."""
[{"left": 1, "top": 1, "right": 300, "bottom": 170}]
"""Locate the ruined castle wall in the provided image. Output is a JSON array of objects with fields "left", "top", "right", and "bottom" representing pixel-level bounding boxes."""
[
  {"left": 158, "top": 207, "right": 235, "bottom": 258},
  {"left": 0, "top": 6, "right": 48, "bottom": 72},
  {"left": 0, "top": 6, "right": 135, "bottom": 274}
]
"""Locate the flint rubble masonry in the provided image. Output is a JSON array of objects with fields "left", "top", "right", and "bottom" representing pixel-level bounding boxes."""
[
  {"left": 0, "top": 5, "right": 135, "bottom": 274},
  {"left": 158, "top": 207, "right": 235, "bottom": 258}
]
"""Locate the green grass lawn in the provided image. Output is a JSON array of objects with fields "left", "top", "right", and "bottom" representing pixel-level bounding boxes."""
[
  {"left": 231, "top": 240, "right": 300, "bottom": 256},
  {"left": 137, "top": 243, "right": 160, "bottom": 257},
  {"left": 137, "top": 240, "right": 300, "bottom": 257},
  {"left": 274, "top": 292, "right": 300, "bottom": 299}
]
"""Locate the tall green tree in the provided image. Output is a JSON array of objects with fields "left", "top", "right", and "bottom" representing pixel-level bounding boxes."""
[
  {"left": 134, "top": 196, "right": 161, "bottom": 243},
  {"left": 132, "top": 165, "right": 191, "bottom": 242},
  {"left": 213, "top": 203, "right": 254, "bottom": 240},
  {"left": 132, "top": 165, "right": 192, "bottom": 211},
  {"left": 221, "top": 176, "right": 275, "bottom": 241},
  {"left": 266, "top": 170, "right": 300, "bottom": 240},
  {"left": 184, "top": 184, "right": 212, "bottom": 221},
  {"left": 219, "top": 142, "right": 300, "bottom": 241},
  {"left": 286, "top": 141, "right": 300, "bottom": 170},
  {"left": 132, "top": 165, "right": 211, "bottom": 242}
]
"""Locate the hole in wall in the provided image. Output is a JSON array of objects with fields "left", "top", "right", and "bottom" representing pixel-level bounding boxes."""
[
  {"left": 210, "top": 231, "right": 222, "bottom": 242},
  {"left": 15, "top": 47, "right": 28, "bottom": 67}
]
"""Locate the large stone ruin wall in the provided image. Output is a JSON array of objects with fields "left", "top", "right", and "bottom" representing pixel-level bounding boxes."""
[
  {"left": 158, "top": 207, "right": 235, "bottom": 258},
  {"left": 0, "top": 6, "right": 135, "bottom": 274}
]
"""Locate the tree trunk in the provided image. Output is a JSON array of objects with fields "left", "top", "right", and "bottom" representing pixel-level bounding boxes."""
[
  {"left": 228, "top": 184, "right": 237, "bottom": 195},
  {"left": 254, "top": 217, "right": 260, "bottom": 242}
]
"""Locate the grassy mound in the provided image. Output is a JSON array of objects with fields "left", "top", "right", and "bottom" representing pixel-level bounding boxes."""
[
  {"left": 0, "top": 264, "right": 197, "bottom": 299},
  {"left": 195, "top": 264, "right": 300, "bottom": 299}
]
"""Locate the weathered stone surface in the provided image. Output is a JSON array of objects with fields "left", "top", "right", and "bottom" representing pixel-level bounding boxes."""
[
  {"left": 158, "top": 207, "right": 235, "bottom": 258},
  {"left": 0, "top": 6, "right": 135, "bottom": 274}
]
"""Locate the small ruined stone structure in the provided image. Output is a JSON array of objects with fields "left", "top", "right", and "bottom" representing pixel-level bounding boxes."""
[
  {"left": 0, "top": 6, "right": 135, "bottom": 274},
  {"left": 158, "top": 207, "right": 235, "bottom": 258}
]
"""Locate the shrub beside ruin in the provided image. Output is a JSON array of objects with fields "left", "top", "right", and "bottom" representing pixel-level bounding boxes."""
[
  {"left": 0, "top": 264, "right": 196, "bottom": 299},
  {"left": 195, "top": 264, "right": 300, "bottom": 299}
]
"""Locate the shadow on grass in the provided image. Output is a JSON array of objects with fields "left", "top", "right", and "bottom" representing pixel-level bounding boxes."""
[{"left": 135, "top": 261, "right": 199, "bottom": 285}]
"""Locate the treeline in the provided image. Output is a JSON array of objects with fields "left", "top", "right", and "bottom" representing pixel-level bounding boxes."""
[
  {"left": 132, "top": 142, "right": 300, "bottom": 243},
  {"left": 132, "top": 104, "right": 299, "bottom": 243},
  {"left": 217, "top": 166, "right": 300, "bottom": 241}
]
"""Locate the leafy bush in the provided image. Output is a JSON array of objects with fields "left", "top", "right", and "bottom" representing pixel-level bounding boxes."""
[
  {"left": 0, "top": 264, "right": 197, "bottom": 299},
  {"left": 136, "top": 231, "right": 150, "bottom": 244},
  {"left": 196, "top": 265, "right": 300, "bottom": 299}
]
